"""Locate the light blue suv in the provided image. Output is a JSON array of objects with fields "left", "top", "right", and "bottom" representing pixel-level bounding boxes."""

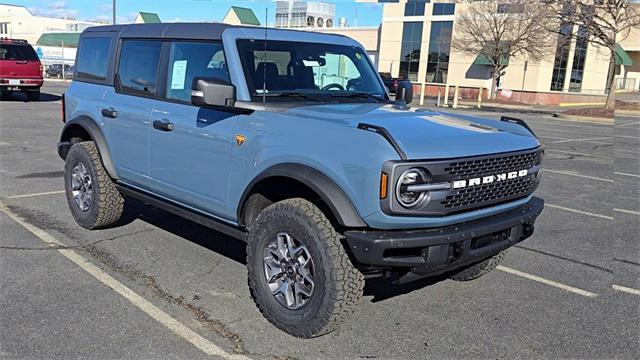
[{"left": 58, "top": 23, "right": 544, "bottom": 337}]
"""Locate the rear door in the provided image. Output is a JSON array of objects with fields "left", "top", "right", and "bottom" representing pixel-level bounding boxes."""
[
  {"left": 147, "top": 40, "right": 238, "bottom": 218},
  {"left": 102, "top": 39, "right": 163, "bottom": 188}
]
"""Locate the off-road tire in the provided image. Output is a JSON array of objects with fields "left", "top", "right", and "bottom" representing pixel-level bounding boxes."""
[
  {"left": 448, "top": 251, "right": 506, "bottom": 282},
  {"left": 64, "top": 141, "right": 140, "bottom": 229},
  {"left": 247, "top": 198, "right": 364, "bottom": 338},
  {"left": 26, "top": 90, "right": 40, "bottom": 101}
]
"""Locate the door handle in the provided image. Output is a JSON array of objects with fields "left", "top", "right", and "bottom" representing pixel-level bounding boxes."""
[
  {"left": 101, "top": 108, "right": 118, "bottom": 118},
  {"left": 153, "top": 120, "right": 174, "bottom": 132}
]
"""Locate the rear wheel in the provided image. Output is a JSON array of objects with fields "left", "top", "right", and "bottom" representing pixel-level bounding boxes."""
[
  {"left": 247, "top": 198, "right": 364, "bottom": 338},
  {"left": 26, "top": 90, "right": 40, "bottom": 101},
  {"left": 64, "top": 141, "right": 141, "bottom": 229},
  {"left": 448, "top": 251, "right": 505, "bottom": 282}
]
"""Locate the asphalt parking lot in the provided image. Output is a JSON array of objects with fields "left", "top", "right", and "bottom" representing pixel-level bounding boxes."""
[{"left": 1, "top": 82, "right": 638, "bottom": 359}]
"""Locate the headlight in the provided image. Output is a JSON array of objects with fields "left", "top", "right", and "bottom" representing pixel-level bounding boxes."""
[{"left": 395, "top": 168, "right": 429, "bottom": 208}]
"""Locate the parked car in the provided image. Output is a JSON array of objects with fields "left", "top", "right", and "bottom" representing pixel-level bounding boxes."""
[
  {"left": 58, "top": 23, "right": 544, "bottom": 338},
  {"left": 45, "top": 63, "right": 70, "bottom": 78},
  {"left": 0, "top": 38, "right": 43, "bottom": 101},
  {"left": 379, "top": 72, "right": 399, "bottom": 93},
  {"left": 63, "top": 65, "right": 74, "bottom": 80}
]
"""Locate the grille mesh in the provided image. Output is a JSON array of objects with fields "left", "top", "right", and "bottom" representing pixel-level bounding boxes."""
[
  {"left": 441, "top": 150, "right": 539, "bottom": 209},
  {"left": 444, "top": 151, "right": 538, "bottom": 180}
]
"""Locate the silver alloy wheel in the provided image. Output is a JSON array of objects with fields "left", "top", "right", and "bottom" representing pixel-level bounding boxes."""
[
  {"left": 70, "top": 162, "right": 93, "bottom": 212},
  {"left": 263, "top": 233, "right": 315, "bottom": 310}
]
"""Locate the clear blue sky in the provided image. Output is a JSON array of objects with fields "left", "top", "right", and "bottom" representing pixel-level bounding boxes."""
[{"left": 11, "top": 0, "right": 383, "bottom": 27}]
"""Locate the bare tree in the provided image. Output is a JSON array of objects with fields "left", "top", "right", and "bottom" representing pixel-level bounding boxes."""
[
  {"left": 452, "top": 0, "right": 555, "bottom": 99},
  {"left": 547, "top": 0, "right": 640, "bottom": 110}
]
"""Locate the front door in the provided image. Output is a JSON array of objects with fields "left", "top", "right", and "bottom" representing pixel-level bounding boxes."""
[{"left": 148, "top": 40, "right": 237, "bottom": 219}]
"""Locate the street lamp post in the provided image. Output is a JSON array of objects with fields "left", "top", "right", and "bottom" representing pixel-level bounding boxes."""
[{"left": 113, "top": 0, "right": 116, "bottom": 24}]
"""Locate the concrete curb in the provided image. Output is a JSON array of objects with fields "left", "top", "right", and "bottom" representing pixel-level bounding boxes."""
[
  {"left": 552, "top": 113, "right": 614, "bottom": 125},
  {"left": 615, "top": 110, "right": 640, "bottom": 116}
]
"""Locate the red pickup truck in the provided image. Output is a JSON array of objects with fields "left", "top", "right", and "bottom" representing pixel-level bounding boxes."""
[{"left": 0, "top": 38, "right": 43, "bottom": 101}]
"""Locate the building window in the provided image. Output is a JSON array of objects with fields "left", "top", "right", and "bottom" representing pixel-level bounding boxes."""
[
  {"left": 497, "top": 3, "right": 525, "bottom": 14},
  {"left": 404, "top": 0, "right": 428, "bottom": 16},
  {"left": 569, "top": 26, "right": 588, "bottom": 92},
  {"left": 550, "top": 24, "right": 572, "bottom": 91},
  {"left": 425, "top": 21, "right": 453, "bottom": 84},
  {"left": 432, "top": 3, "right": 455, "bottom": 16},
  {"left": 399, "top": 22, "right": 423, "bottom": 81},
  {"left": 0, "top": 22, "right": 8, "bottom": 34}
]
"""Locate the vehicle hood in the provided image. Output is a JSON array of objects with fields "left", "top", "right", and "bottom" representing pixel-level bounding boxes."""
[{"left": 283, "top": 103, "right": 541, "bottom": 160}]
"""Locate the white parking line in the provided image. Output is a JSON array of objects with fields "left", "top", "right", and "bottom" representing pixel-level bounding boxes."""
[
  {"left": 496, "top": 265, "right": 598, "bottom": 298},
  {"left": 615, "top": 171, "right": 640, "bottom": 178},
  {"left": 612, "top": 284, "right": 640, "bottom": 295},
  {"left": 543, "top": 169, "right": 613, "bottom": 183},
  {"left": 0, "top": 202, "right": 249, "bottom": 360},
  {"left": 549, "top": 137, "right": 614, "bottom": 144},
  {"left": 5, "top": 190, "right": 65, "bottom": 199},
  {"left": 546, "top": 204, "right": 614, "bottom": 220},
  {"left": 615, "top": 121, "right": 640, "bottom": 128},
  {"left": 614, "top": 208, "right": 640, "bottom": 216}
]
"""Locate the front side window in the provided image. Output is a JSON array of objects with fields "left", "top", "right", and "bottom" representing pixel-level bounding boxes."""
[
  {"left": 76, "top": 37, "right": 111, "bottom": 81},
  {"left": 117, "top": 40, "right": 162, "bottom": 96},
  {"left": 237, "top": 39, "right": 385, "bottom": 101},
  {"left": 165, "top": 41, "right": 229, "bottom": 102}
]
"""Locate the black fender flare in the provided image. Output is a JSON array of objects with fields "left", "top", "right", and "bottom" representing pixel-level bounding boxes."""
[
  {"left": 238, "top": 163, "right": 367, "bottom": 228},
  {"left": 58, "top": 116, "right": 119, "bottom": 180}
]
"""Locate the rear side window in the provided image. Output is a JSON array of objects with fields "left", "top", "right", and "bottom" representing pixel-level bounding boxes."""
[
  {"left": 165, "top": 41, "right": 230, "bottom": 102},
  {"left": 76, "top": 37, "right": 111, "bottom": 81},
  {"left": 117, "top": 40, "right": 162, "bottom": 96},
  {"left": 0, "top": 44, "right": 38, "bottom": 61}
]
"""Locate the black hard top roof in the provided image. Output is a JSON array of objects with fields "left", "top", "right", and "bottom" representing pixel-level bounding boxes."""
[
  {"left": 82, "top": 23, "right": 236, "bottom": 40},
  {"left": 82, "top": 22, "right": 341, "bottom": 41}
]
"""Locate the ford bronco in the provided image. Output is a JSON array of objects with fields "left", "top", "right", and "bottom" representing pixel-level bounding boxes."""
[{"left": 58, "top": 23, "right": 543, "bottom": 338}]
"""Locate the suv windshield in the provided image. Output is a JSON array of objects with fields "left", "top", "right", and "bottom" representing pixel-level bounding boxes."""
[
  {"left": 237, "top": 39, "right": 386, "bottom": 102},
  {"left": 0, "top": 44, "right": 39, "bottom": 61}
]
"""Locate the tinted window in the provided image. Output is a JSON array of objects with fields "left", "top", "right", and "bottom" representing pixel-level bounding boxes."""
[
  {"left": 0, "top": 44, "right": 38, "bottom": 61},
  {"left": 166, "top": 41, "right": 229, "bottom": 102},
  {"left": 404, "top": 0, "right": 427, "bottom": 16},
  {"left": 432, "top": 3, "right": 455, "bottom": 16},
  {"left": 117, "top": 40, "right": 162, "bottom": 96},
  {"left": 76, "top": 37, "right": 111, "bottom": 81}
]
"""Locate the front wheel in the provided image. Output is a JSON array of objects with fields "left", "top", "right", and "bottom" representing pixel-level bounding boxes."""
[
  {"left": 448, "top": 251, "right": 506, "bottom": 282},
  {"left": 247, "top": 198, "right": 364, "bottom": 338}
]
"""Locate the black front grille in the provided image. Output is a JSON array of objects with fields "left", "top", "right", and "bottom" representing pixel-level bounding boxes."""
[
  {"left": 442, "top": 176, "right": 535, "bottom": 209},
  {"left": 441, "top": 150, "right": 540, "bottom": 210},
  {"left": 444, "top": 151, "right": 539, "bottom": 180}
]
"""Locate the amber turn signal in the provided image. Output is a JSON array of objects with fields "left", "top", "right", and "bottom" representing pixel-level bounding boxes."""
[{"left": 380, "top": 172, "right": 389, "bottom": 199}]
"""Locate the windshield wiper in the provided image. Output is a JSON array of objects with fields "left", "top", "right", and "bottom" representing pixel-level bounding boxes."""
[
  {"left": 329, "top": 92, "right": 387, "bottom": 103},
  {"left": 263, "top": 91, "right": 325, "bottom": 102}
]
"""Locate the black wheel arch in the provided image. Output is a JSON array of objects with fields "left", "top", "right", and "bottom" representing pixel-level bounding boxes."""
[
  {"left": 58, "top": 116, "right": 119, "bottom": 180},
  {"left": 238, "top": 163, "right": 367, "bottom": 229}
]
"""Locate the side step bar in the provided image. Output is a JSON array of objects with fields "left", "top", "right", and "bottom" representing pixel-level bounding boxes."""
[{"left": 116, "top": 184, "right": 248, "bottom": 241}]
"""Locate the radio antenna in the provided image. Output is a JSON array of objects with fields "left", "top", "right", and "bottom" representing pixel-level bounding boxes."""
[{"left": 262, "top": 7, "right": 268, "bottom": 105}]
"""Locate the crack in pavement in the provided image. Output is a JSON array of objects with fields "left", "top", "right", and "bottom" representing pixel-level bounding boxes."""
[
  {"left": 80, "top": 243, "right": 249, "bottom": 356},
  {"left": 0, "top": 228, "right": 155, "bottom": 251}
]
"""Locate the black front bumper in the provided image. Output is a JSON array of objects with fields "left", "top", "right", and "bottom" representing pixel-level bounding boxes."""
[{"left": 344, "top": 197, "right": 543, "bottom": 279}]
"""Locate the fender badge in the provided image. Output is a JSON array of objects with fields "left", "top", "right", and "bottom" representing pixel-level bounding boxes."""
[{"left": 235, "top": 134, "right": 246, "bottom": 146}]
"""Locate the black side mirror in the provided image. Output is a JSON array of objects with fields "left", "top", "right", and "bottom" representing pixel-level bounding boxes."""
[
  {"left": 191, "top": 77, "right": 236, "bottom": 108},
  {"left": 395, "top": 80, "right": 413, "bottom": 105}
]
